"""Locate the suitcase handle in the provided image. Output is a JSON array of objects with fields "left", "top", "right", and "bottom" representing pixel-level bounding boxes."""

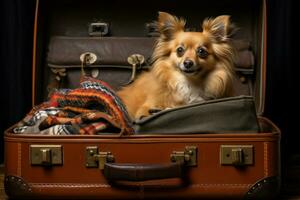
[{"left": 103, "top": 162, "right": 184, "bottom": 182}]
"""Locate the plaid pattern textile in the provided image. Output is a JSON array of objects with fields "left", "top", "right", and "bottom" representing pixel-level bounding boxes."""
[{"left": 13, "top": 76, "right": 134, "bottom": 135}]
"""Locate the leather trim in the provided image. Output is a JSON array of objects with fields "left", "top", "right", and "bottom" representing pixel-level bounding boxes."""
[
  {"left": 32, "top": 0, "right": 39, "bottom": 107},
  {"left": 244, "top": 176, "right": 280, "bottom": 200},
  {"left": 258, "top": 117, "right": 281, "bottom": 134},
  {"left": 257, "top": 0, "right": 267, "bottom": 115},
  {"left": 5, "top": 133, "right": 279, "bottom": 142},
  {"left": 261, "top": 0, "right": 267, "bottom": 115}
]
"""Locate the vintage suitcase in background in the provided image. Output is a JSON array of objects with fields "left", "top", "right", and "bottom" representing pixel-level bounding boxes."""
[{"left": 4, "top": 0, "right": 281, "bottom": 199}]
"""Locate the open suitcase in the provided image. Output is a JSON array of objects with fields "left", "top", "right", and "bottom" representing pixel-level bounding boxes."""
[{"left": 4, "top": 0, "right": 281, "bottom": 199}]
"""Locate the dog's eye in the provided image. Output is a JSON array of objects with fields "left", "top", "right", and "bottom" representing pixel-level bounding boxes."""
[
  {"left": 176, "top": 46, "right": 185, "bottom": 57},
  {"left": 197, "top": 47, "right": 208, "bottom": 58}
]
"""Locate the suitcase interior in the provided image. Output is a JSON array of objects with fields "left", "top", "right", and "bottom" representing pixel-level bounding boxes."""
[
  {"left": 34, "top": 0, "right": 265, "bottom": 111},
  {"left": 4, "top": 0, "right": 281, "bottom": 199},
  {"left": 28, "top": 0, "right": 269, "bottom": 135}
]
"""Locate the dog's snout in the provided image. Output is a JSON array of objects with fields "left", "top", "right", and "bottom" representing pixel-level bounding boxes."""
[{"left": 183, "top": 59, "right": 194, "bottom": 69}]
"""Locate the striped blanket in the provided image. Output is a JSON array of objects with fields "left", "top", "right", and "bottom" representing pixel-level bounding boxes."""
[{"left": 13, "top": 76, "right": 134, "bottom": 135}]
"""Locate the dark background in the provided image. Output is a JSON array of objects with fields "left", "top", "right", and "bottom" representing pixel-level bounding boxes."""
[
  {"left": 0, "top": 0, "right": 297, "bottom": 194},
  {"left": 1, "top": 0, "right": 36, "bottom": 161}
]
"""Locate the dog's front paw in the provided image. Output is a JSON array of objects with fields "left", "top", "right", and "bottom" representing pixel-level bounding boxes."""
[
  {"left": 135, "top": 107, "right": 151, "bottom": 120},
  {"left": 136, "top": 107, "right": 163, "bottom": 119},
  {"left": 148, "top": 108, "right": 163, "bottom": 114}
]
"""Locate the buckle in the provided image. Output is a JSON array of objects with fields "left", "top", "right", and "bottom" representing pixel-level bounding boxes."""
[
  {"left": 88, "top": 22, "right": 109, "bottom": 36},
  {"left": 146, "top": 22, "right": 159, "bottom": 37}
]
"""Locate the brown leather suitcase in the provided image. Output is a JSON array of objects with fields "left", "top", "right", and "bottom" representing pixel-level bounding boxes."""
[{"left": 4, "top": 0, "right": 281, "bottom": 199}]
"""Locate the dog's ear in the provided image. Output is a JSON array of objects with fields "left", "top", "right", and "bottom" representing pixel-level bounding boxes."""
[
  {"left": 157, "top": 12, "right": 185, "bottom": 40},
  {"left": 202, "top": 15, "right": 235, "bottom": 42}
]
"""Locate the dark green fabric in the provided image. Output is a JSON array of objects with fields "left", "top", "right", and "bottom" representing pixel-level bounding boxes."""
[{"left": 134, "top": 96, "right": 260, "bottom": 134}]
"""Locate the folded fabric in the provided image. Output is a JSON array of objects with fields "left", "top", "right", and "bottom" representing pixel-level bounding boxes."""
[{"left": 13, "top": 76, "right": 134, "bottom": 135}]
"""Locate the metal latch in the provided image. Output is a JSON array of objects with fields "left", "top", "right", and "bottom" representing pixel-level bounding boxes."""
[
  {"left": 220, "top": 145, "right": 254, "bottom": 166},
  {"left": 124, "top": 54, "right": 145, "bottom": 85},
  {"left": 80, "top": 52, "right": 97, "bottom": 66},
  {"left": 80, "top": 52, "right": 98, "bottom": 76},
  {"left": 170, "top": 146, "right": 197, "bottom": 166},
  {"left": 30, "top": 145, "right": 63, "bottom": 166},
  {"left": 86, "top": 146, "right": 114, "bottom": 170}
]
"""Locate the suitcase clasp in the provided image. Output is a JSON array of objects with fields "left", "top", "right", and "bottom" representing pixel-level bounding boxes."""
[
  {"left": 30, "top": 145, "right": 63, "bottom": 166},
  {"left": 86, "top": 146, "right": 115, "bottom": 170},
  {"left": 220, "top": 145, "right": 254, "bottom": 166},
  {"left": 170, "top": 146, "right": 197, "bottom": 167}
]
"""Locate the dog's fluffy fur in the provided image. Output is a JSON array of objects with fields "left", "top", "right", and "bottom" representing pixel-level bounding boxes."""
[{"left": 118, "top": 12, "right": 236, "bottom": 120}]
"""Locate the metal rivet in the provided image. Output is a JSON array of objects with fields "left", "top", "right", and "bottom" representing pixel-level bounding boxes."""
[{"left": 89, "top": 150, "right": 94, "bottom": 155}]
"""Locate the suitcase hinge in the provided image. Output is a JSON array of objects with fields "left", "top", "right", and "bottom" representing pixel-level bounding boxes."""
[
  {"left": 86, "top": 146, "right": 115, "bottom": 170},
  {"left": 170, "top": 146, "right": 197, "bottom": 167}
]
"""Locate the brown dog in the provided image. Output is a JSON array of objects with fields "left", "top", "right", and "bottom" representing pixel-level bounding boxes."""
[{"left": 118, "top": 12, "right": 236, "bottom": 120}]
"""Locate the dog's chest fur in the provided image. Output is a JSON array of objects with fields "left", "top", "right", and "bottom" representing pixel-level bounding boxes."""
[{"left": 172, "top": 74, "right": 205, "bottom": 104}]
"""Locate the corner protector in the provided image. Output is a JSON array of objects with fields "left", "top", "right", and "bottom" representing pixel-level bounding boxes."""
[
  {"left": 244, "top": 176, "right": 280, "bottom": 200},
  {"left": 4, "top": 175, "right": 33, "bottom": 197}
]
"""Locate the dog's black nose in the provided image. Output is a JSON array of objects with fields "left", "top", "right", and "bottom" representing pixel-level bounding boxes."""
[{"left": 183, "top": 59, "right": 194, "bottom": 69}]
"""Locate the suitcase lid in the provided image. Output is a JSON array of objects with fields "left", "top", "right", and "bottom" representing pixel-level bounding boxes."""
[{"left": 32, "top": 0, "right": 267, "bottom": 116}]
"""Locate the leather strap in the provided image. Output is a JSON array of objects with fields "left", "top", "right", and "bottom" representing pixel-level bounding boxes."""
[
  {"left": 47, "top": 37, "right": 254, "bottom": 69},
  {"left": 103, "top": 162, "right": 184, "bottom": 182}
]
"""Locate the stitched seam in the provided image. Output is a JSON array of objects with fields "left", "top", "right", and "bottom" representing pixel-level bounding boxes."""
[
  {"left": 30, "top": 183, "right": 111, "bottom": 188},
  {"left": 17, "top": 143, "right": 22, "bottom": 176},
  {"left": 264, "top": 142, "right": 268, "bottom": 177},
  {"left": 30, "top": 183, "right": 251, "bottom": 188},
  {"left": 191, "top": 184, "right": 251, "bottom": 188}
]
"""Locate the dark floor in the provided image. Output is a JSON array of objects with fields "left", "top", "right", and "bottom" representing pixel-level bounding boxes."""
[{"left": 0, "top": 165, "right": 7, "bottom": 200}]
